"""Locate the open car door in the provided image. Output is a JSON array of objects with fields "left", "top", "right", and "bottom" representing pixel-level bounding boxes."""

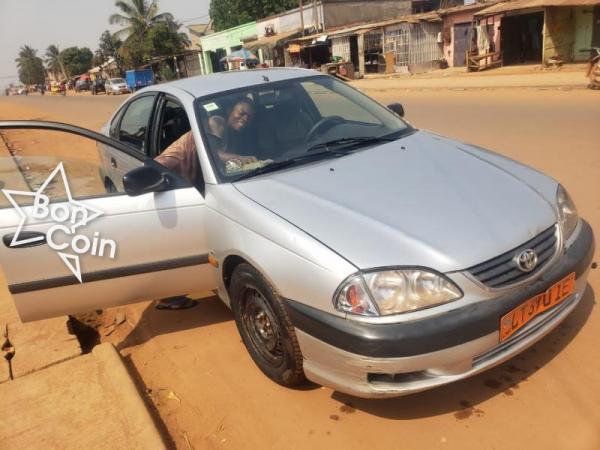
[{"left": 0, "top": 121, "right": 215, "bottom": 322}]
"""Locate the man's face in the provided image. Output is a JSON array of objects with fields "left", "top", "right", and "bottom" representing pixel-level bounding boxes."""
[{"left": 228, "top": 102, "right": 254, "bottom": 131}]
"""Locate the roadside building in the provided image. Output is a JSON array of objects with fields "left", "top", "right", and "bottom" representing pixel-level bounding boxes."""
[
  {"left": 187, "top": 22, "right": 214, "bottom": 75},
  {"left": 199, "top": 22, "right": 258, "bottom": 74},
  {"left": 244, "top": 4, "right": 323, "bottom": 67},
  {"left": 287, "top": 10, "right": 444, "bottom": 77},
  {"left": 440, "top": 3, "right": 495, "bottom": 67},
  {"left": 202, "top": 0, "right": 421, "bottom": 74},
  {"left": 472, "top": 0, "right": 600, "bottom": 68}
]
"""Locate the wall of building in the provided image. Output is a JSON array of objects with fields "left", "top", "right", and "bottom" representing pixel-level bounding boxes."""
[
  {"left": 200, "top": 22, "right": 258, "bottom": 53},
  {"left": 200, "top": 22, "right": 258, "bottom": 74},
  {"left": 574, "top": 6, "right": 595, "bottom": 61},
  {"left": 331, "top": 36, "right": 352, "bottom": 60},
  {"left": 442, "top": 10, "right": 476, "bottom": 67},
  {"left": 384, "top": 21, "right": 443, "bottom": 73},
  {"left": 543, "top": 7, "right": 575, "bottom": 63},
  {"left": 323, "top": 0, "right": 411, "bottom": 29},
  {"left": 476, "top": 15, "right": 502, "bottom": 55},
  {"left": 256, "top": 3, "right": 325, "bottom": 38}
]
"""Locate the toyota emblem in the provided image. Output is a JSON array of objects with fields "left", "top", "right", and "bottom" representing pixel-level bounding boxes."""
[{"left": 515, "top": 249, "right": 538, "bottom": 273}]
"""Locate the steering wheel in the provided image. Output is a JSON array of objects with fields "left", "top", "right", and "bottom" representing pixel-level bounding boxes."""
[{"left": 304, "top": 116, "right": 346, "bottom": 144}]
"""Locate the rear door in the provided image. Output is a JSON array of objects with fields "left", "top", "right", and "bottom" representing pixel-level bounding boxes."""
[
  {"left": 0, "top": 121, "right": 216, "bottom": 322},
  {"left": 99, "top": 93, "right": 157, "bottom": 192}
]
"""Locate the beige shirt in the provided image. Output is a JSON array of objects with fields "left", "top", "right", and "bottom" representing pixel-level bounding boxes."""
[{"left": 154, "top": 131, "right": 199, "bottom": 185}]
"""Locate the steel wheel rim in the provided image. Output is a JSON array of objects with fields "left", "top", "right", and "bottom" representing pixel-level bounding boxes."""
[{"left": 241, "top": 288, "right": 284, "bottom": 367}]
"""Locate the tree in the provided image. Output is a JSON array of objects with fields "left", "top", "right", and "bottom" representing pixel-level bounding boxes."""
[
  {"left": 94, "top": 31, "right": 122, "bottom": 66},
  {"left": 209, "top": 0, "right": 297, "bottom": 32},
  {"left": 60, "top": 47, "right": 94, "bottom": 76},
  {"left": 109, "top": 0, "right": 174, "bottom": 40},
  {"left": 110, "top": 0, "right": 176, "bottom": 69},
  {"left": 15, "top": 45, "right": 45, "bottom": 85},
  {"left": 45, "top": 45, "right": 67, "bottom": 80},
  {"left": 148, "top": 19, "right": 191, "bottom": 57}
]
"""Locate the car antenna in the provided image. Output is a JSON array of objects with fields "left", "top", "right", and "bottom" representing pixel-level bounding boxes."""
[{"left": 262, "top": 75, "right": 270, "bottom": 82}]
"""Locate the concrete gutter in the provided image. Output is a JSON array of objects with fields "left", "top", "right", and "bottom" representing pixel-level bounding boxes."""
[{"left": 0, "top": 343, "right": 166, "bottom": 449}]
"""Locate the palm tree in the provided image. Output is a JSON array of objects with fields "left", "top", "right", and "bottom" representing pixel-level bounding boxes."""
[
  {"left": 15, "top": 45, "right": 45, "bottom": 85},
  {"left": 15, "top": 45, "right": 37, "bottom": 70},
  {"left": 45, "top": 45, "right": 67, "bottom": 80},
  {"left": 109, "top": 0, "right": 173, "bottom": 40},
  {"left": 167, "top": 18, "right": 191, "bottom": 48}
]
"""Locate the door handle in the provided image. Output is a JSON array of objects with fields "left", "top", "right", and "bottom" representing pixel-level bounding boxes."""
[
  {"left": 3, "top": 231, "right": 47, "bottom": 248},
  {"left": 110, "top": 157, "right": 118, "bottom": 168}
]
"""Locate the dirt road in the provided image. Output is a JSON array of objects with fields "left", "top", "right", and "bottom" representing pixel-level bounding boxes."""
[{"left": 1, "top": 89, "right": 599, "bottom": 450}]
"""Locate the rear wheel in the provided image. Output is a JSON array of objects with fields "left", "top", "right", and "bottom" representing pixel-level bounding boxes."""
[{"left": 230, "top": 263, "right": 305, "bottom": 386}]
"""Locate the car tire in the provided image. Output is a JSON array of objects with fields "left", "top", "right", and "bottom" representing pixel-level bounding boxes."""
[{"left": 230, "top": 263, "right": 305, "bottom": 387}]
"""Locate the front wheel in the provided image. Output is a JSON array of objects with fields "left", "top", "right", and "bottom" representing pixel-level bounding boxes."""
[{"left": 230, "top": 263, "right": 305, "bottom": 387}]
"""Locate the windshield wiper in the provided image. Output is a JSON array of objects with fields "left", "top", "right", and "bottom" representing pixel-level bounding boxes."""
[
  {"left": 233, "top": 150, "right": 345, "bottom": 181},
  {"left": 306, "top": 135, "right": 397, "bottom": 153}
]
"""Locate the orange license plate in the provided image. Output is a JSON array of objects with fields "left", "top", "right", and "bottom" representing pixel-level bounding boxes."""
[{"left": 499, "top": 272, "right": 576, "bottom": 342}]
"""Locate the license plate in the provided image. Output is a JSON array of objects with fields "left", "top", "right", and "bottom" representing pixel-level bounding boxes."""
[{"left": 499, "top": 272, "right": 576, "bottom": 342}]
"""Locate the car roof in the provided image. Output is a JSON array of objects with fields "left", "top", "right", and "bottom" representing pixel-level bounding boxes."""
[{"left": 145, "top": 68, "right": 323, "bottom": 99}]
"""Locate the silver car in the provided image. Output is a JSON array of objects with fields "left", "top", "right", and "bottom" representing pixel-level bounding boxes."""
[
  {"left": 105, "top": 78, "right": 131, "bottom": 95},
  {"left": 0, "top": 69, "right": 594, "bottom": 398}
]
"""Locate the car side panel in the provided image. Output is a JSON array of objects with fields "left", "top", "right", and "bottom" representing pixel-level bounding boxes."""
[{"left": 205, "top": 184, "right": 356, "bottom": 316}]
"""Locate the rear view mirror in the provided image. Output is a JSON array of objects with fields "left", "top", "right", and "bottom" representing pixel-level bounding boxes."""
[
  {"left": 388, "top": 103, "right": 405, "bottom": 117},
  {"left": 123, "top": 165, "right": 169, "bottom": 197}
]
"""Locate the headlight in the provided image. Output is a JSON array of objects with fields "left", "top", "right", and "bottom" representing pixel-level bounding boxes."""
[
  {"left": 557, "top": 185, "right": 578, "bottom": 240},
  {"left": 334, "top": 269, "right": 462, "bottom": 316}
]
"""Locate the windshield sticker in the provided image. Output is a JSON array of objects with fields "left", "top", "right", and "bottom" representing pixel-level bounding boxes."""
[
  {"left": 203, "top": 102, "right": 219, "bottom": 112},
  {"left": 1, "top": 162, "right": 117, "bottom": 283}
]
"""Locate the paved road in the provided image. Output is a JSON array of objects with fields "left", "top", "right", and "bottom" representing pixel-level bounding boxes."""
[{"left": 1, "top": 89, "right": 599, "bottom": 450}]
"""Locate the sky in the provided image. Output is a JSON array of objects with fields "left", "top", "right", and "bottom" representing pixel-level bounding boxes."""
[{"left": 0, "top": 0, "right": 211, "bottom": 89}]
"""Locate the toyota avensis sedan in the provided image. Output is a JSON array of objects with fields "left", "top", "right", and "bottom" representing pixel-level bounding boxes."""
[{"left": 0, "top": 69, "right": 593, "bottom": 398}]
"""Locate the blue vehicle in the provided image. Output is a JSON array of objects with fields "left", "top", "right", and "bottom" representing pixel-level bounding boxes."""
[{"left": 125, "top": 69, "right": 154, "bottom": 91}]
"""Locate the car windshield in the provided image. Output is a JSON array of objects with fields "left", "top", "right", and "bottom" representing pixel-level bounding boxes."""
[
  {"left": 194, "top": 75, "right": 412, "bottom": 182},
  {"left": 110, "top": 78, "right": 125, "bottom": 84}
]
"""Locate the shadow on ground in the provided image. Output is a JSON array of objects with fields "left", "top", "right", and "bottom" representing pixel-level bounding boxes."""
[
  {"left": 116, "top": 295, "right": 233, "bottom": 351},
  {"left": 331, "top": 286, "right": 596, "bottom": 420}
]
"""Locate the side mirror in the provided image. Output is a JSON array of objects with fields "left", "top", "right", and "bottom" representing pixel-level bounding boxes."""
[
  {"left": 123, "top": 165, "right": 169, "bottom": 197},
  {"left": 388, "top": 103, "right": 405, "bottom": 118}
]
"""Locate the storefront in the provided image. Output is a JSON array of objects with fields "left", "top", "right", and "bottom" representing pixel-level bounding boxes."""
[{"left": 199, "top": 22, "right": 258, "bottom": 74}]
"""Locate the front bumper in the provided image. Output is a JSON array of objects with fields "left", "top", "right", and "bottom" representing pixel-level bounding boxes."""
[{"left": 286, "top": 220, "right": 594, "bottom": 398}]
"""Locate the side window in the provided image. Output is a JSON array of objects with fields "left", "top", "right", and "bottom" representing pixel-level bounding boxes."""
[
  {"left": 157, "top": 98, "right": 191, "bottom": 153},
  {"left": 117, "top": 95, "right": 156, "bottom": 153},
  {"left": 0, "top": 128, "right": 132, "bottom": 210},
  {"left": 154, "top": 98, "right": 202, "bottom": 191},
  {"left": 109, "top": 106, "right": 125, "bottom": 139}
]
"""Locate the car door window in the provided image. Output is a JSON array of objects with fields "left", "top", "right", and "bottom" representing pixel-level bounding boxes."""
[
  {"left": 157, "top": 98, "right": 191, "bottom": 154},
  {"left": 154, "top": 97, "right": 203, "bottom": 191},
  {"left": 0, "top": 127, "right": 135, "bottom": 209},
  {"left": 117, "top": 95, "right": 156, "bottom": 153}
]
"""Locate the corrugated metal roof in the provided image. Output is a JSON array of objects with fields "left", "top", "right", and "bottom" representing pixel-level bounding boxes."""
[
  {"left": 476, "top": 0, "right": 600, "bottom": 16},
  {"left": 244, "top": 30, "right": 303, "bottom": 50},
  {"left": 287, "top": 10, "right": 442, "bottom": 44}
]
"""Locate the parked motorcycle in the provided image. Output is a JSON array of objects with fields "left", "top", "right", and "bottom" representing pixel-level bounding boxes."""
[{"left": 583, "top": 48, "right": 600, "bottom": 89}]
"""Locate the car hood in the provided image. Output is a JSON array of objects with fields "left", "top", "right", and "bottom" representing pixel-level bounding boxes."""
[{"left": 234, "top": 131, "right": 558, "bottom": 272}]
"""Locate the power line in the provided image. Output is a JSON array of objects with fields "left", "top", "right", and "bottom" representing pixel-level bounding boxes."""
[{"left": 180, "top": 13, "right": 211, "bottom": 23}]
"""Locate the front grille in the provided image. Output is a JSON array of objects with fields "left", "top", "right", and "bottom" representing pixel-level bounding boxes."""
[{"left": 467, "top": 225, "right": 558, "bottom": 289}]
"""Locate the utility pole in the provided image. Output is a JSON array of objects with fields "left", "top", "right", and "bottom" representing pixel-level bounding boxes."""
[{"left": 299, "top": 0, "right": 305, "bottom": 36}]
